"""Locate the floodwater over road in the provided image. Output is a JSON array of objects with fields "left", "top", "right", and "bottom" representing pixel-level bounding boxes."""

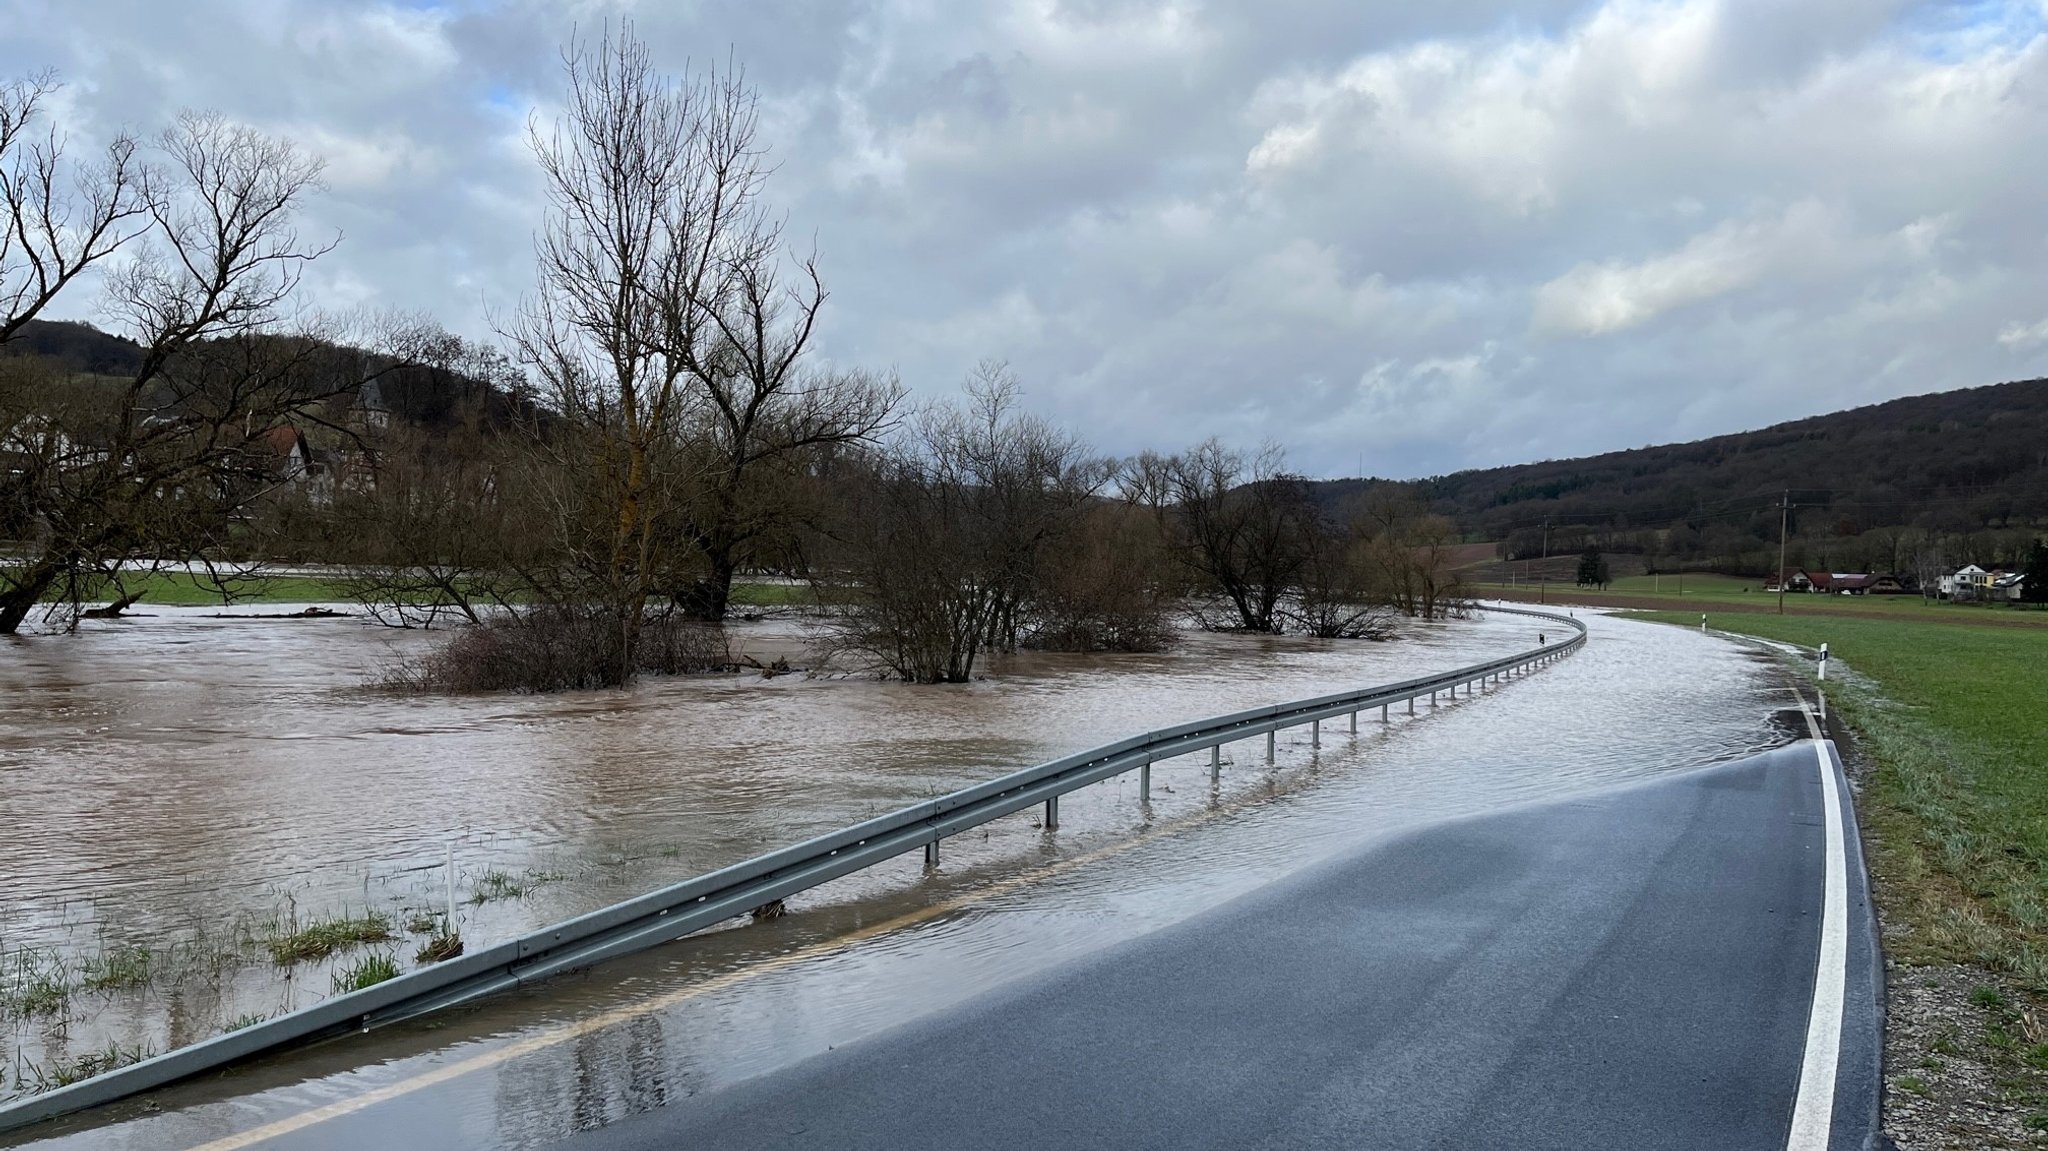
[{"left": 0, "top": 608, "right": 1790, "bottom": 1147}]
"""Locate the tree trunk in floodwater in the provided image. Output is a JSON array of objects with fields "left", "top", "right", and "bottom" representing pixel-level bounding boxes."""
[
  {"left": 0, "top": 562, "right": 60, "bottom": 635},
  {"left": 674, "top": 554, "right": 737, "bottom": 623},
  {"left": 80, "top": 593, "right": 143, "bottom": 619}
]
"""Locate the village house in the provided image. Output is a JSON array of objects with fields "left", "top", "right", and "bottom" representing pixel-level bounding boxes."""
[
  {"left": 1775, "top": 569, "right": 1907, "bottom": 595},
  {"left": 1939, "top": 564, "right": 1991, "bottom": 600},
  {"left": 1990, "top": 571, "right": 2028, "bottom": 602}
]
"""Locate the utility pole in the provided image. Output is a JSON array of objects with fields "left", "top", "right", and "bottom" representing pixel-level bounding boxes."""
[{"left": 1776, "top": 490, "right": 1791, "bottom": 616}]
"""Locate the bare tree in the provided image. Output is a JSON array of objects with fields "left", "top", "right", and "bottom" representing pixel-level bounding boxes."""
[
  {"left": 506, "top": 27, "right": 710, "bottom": 678},
  {"left": 1142, "top": 440, "right": 1313, "bottom": 633},
  {"left": 1025, "top": 495, "right": 1176, "bottom": 653},
  {"left": 0, "top": 71, "right": 150, "bottom": 345},
  {"left": 335, "top": 386, "right": 531, "bottom": 627},
  {"left": 507, "top": 25, "right": 900, "bottom": 683},
  {"left": 1289, "top": 506, "right": 1398, "bottom": 639},
  {"left": 1, "top": 104, "right": 343, "bottom": 634},
  {"left": 818, "top": 368, "right": 1105, "bottom": 682},
  {"left": 1358, "top": 486, "right": 1466, "bottom": 620}
]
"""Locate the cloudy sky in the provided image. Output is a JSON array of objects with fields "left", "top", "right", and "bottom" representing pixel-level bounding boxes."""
[{"left": 6, "top": 0, "right": 2048, "bottom": 478}]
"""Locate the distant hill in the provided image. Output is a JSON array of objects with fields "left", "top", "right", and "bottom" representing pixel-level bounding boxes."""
[
  {"left": 1, "top": 318, "right": 529, "bottom": 434},
  {"left": 1318, "top": 377, "right": 2048, "bottom": 573},
  {"left": 1, "top": 319, "right": 146, "bottom": 376}
]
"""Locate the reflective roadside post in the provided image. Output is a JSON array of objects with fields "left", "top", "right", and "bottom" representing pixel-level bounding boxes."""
[{"left": 1819, "top": 642, "right": 1829, "bottom": 682}]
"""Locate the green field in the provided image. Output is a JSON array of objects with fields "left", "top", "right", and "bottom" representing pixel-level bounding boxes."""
[
  {"left": 1473, "top": 570, "right": 2048, "bottom": 627},
  {"left": 1637, "top": 610, "right": 2048, "bottom": 987},
  {"left": 69, "top": 571, "right": 354, "bottom": 606},
  {"left": 726, "top": 581, "right": 817, "bottom": 608}
]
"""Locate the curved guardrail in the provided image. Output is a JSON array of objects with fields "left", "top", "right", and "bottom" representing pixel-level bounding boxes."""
[{"left": 0, "top": 604, "right": 1586, "bottom": 1133}]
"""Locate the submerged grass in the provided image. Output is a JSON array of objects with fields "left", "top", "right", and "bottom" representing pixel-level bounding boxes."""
[
  {"left": 332, "top": 953, "right": 400, "bottom": 994},
  {"left": 0, "top": 948, "right": 73, "bottom": 1018},
  {"left": 78, "top": 943, "right": 153, "bottom": 991},
  {"left": 467, "top": 865, "right": 565, "bottom": 906},
  {"left": 265, "top": 911, "right": 395, "bottom": 966},
  {"left": 15, "top": 1042, "right": 152, "bottom": 1095}
]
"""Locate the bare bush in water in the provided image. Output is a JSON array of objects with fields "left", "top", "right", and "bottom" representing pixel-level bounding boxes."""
[
  {"left": 1020, "top": 498, "right": 1176, "bottom": 653},
  {"left": 384, "top": 609, "right": 738, "bottom": 694},
  {"left": 813, "top": 365, "right": 1140, "bottom": 681}
]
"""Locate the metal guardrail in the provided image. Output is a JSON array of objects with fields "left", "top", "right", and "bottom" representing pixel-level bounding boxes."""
[{"left": 0, "top": 605, "right": 1586, "bottom": 1134}]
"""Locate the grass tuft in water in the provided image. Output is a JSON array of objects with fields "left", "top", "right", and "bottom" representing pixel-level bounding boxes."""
[
  {"left": 0, "top": 948, "right": 73, "bottom": 1018},
  {"left": 469, "top": 869, "right": 527, "bottom": 904},
  {"left": 332, "top": 953, "right": 401, "bottom": 994},
  {"left": 19, "top": 1043, "right": 152, "bottom": 1094},
  {"left": 79, "top": 943, "right": 153, "bottom": 992},
  {"left": 415, "top": 930, "right": 464, "bottom": 964},
  {"left": 267, "top": 912, "right": 395, "bottom": 965}
]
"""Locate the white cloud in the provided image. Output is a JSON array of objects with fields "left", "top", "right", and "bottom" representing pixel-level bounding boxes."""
[
  {"left": 1998, "top": 316, "right": 2048, "bottom": 349},
  {"left": 1531, "top": 201, "right": 1844, "bottom": 336}
]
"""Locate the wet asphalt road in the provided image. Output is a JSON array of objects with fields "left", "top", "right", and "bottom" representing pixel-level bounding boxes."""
[{"left": 562, "top": 741, "right": 1880, "bottom": 1151}]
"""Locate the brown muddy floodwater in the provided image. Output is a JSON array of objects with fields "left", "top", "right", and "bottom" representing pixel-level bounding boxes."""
[{"left": 0, "top": 604, "right": 1600, "bottom": 1097}]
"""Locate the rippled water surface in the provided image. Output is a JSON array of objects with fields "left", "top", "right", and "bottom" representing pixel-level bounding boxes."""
[{"left": 0, "top": 606, "right": 1790, "bottom": 1146}]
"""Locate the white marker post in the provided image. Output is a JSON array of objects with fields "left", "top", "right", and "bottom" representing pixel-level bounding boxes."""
[
  {"left": 1701, "top": 612, "right": 1707, "bottom": 633},
  {"left": 1818, "top": 642, "right": 1829, "bottom": 682}
]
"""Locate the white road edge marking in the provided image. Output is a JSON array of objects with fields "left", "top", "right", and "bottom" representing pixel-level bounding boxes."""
[{"left": 1786, "top": 697, "right": 1847, "bottom": 1151}]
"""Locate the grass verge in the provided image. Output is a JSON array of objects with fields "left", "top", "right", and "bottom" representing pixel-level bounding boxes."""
[{"left": 1478, "top": 577, "right": 2048, "bottom": 628}]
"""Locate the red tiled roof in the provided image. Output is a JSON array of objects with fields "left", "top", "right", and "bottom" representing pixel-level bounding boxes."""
[{"left": 259, "top": 425, "right": 303, "bottom": 456}]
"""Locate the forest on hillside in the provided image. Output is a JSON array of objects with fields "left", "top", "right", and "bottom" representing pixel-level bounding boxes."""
[{"left": 1316, "top": 378, "right": 2048, "bottom": 579}]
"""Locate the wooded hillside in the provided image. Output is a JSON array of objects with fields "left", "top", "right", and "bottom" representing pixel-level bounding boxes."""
[{"left": 1318, "top": 377, "right": 2048, "bottom": 575}]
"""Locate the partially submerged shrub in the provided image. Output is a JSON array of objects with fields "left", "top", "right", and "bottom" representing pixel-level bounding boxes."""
[{"left": 385, "top": 608, "right": 737, "bottom": 693}]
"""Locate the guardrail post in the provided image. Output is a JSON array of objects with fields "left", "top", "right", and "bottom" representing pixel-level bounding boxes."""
[
  {"left": 1266, "top": 730, "right": 1276, "bottom": 764},
  {"left": 1430, "top": 689, "right": 1437, "bottom": 707},
  {"left": 1349, "top": 710, "right": 1357, "bottom": 736},
  {"left": 1045, "top": 796, "right": 1059, "bottom": 830},
  {"left": 1210, "top": 743, "right": 1221, "bottom": 784},
  {"left": 924, "top": 840, "right": 939, "bottom": 870},
  {"left": 1407, "top": 696, "right": 1415, "bottom": 715},
  {"left": 1381, "top": 703, "right": 1389, "bottom": 723},
  {"left": 1140, "top": 758, "right": 1152, "bottom": 802},
  {"left": 1311, "top": 719, "right": 1320, "bottom": 749}
]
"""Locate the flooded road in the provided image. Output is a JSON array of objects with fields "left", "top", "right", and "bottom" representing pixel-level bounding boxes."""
[{"left": 0, "top": 608, "right": 1792, "bottom": 1148}]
